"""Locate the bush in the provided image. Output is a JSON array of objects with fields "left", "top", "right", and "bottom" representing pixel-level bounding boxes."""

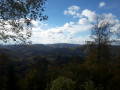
[{"left": 50, "top": 76, "right": 75, "bottom": 90}]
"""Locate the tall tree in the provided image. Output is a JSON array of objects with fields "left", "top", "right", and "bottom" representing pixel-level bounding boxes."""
[
  {"left": 0, "top": 0, "right": 48, "bottom": 44},
  {"left": 91, "top": 18, "right": 113, "bottom": 61}
]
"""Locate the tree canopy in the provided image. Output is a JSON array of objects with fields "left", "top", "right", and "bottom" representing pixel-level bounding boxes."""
[
  {"left": 83, "top": 17, "right": 119, "bottom": 62},
  {"left": 0, "top": 0, "right": 48, "bottom": 44},
  {"left": 50, "top": 76, "right": 75, "bottom": 90},
  {"left": 91, "top": 18, "right": 113, "bottom": 61}
]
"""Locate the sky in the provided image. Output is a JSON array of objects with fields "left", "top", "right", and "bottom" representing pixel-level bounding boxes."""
[{"left": 30, "top": 0, "right": 120, "bottom": 44}]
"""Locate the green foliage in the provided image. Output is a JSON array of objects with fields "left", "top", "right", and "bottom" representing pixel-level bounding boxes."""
[
  {"left": 0, "top": 0, "right": 48, "bottom": 44},
  {"left": 0, "top": 54, "right": 18, "bottom": 90},
  {"left": 61, "top": 63, "right": 89, "bottom": 84},
  {"left": 0, "top": 0, "right": 48, "bottom": 21},
  {"left": 21, "top": 69, "right": 41, "bottom": 90},
  {"left": 0, "top": 47, "right": 120, "bottom": 90},
  {"left": 50, "top": 76, "right": 75, "bottom": 90},
  {"left": 82, "top": 80, "right": 96, "bottom": 90},
  {"left": 21, "top": 58, "right": 48, "bottom": 90}
]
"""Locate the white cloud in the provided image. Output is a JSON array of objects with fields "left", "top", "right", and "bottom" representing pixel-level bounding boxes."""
[
  {"left": 64, "top": 5, "right": 80, "bottom": 15},
  {"left": 71, "top": 35, "right": 92, "bottom": 44},
  {"left": 99, "top": 13, "right": 119, "bottom": 27},
  {"left": 78, "top": 18, "right": 88, "bottom": 25},
  {"left": 99, "top": 2, "right": 105, "bottom": 8},
  {"left": 111, "top": 24, "right": 120, "bottom": 34},
  {"left": 30, "top": 20, "right": 92, "bottom": 44},
  {"left": 102, "top": 13, "right": 116, "bottom": 19},
  {"left": 64, "top": 22, "right": 75, "bottom": 28},
  {"left": 73, "top": 13, "right": 82, "bottom": 18},
  {"left": 68, "top": 5, "right": 80, "bottom": 11},
  {"left": 64, "top": 7, "right": 98, "bottom": 22},
  {"left": 82, "top": 9, "right": 98, "bottom": 22},
  {"left": 31, "top": 20, "right": 48, "bottom": 28}
]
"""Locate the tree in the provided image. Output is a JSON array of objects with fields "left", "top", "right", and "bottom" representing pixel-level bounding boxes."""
[
  {"left": 0, "top": 0, "right": 48, "bottom": 44},
  {"left": 81, "top": 80, "right": 96, "bottom": 90},
  {"left": 90, "top": 18, "right": 114, "bottom": 61},
  {"left": 50, "top": 76, "right": 75, "bottom": 90},
  {"left": 0, "top": 54, "right": 18, "bottom": 90},
  {"left": 21, "top": 58, "right": 48, "bottom": 90}
]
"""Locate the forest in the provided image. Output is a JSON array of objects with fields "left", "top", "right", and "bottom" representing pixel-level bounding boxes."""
[{"left": 0, "top": 44, "right": 120, "bottom": 90}]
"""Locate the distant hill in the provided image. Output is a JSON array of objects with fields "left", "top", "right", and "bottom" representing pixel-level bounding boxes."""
[
  {"left": 0, "top": 44, "right": 119, "bottom": 58},
  {"left": 0, "top": 48, "right": 23, "bottom": 59},
  {"left": 0, "top": 44, "right": 82, "bottom": 58},
  {"left": 47, "top": 43, "right": 80, "bottom": 48}
]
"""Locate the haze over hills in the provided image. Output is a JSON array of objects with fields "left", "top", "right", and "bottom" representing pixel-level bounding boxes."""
[
  {"left": 0, "top": 43, "right": 119, "bottom": 59},
  {"left": 0, "top": 43, "right": 83, "bottom": 58}
]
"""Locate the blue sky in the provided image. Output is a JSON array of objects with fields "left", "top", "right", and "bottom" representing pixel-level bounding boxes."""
[{"left": 30, "top": 0, "right": 120, "bottom": 44}]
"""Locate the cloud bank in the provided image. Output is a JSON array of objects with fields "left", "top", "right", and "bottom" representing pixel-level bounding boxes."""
[{"left": 30, "top": 6, "right": 120, "bottom": 44}]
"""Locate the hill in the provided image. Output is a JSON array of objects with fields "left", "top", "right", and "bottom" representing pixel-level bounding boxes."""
[{"left": 0, "top": 44, "right": 119, "bottom": 59}]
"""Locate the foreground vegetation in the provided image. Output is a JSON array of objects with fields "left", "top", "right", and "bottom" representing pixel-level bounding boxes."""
[{"left": 0, "top": 48, "right": 120, "bottom": 90}]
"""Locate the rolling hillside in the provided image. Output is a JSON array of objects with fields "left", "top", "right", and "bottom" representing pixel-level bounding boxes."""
[{"left": 0, "top": 44, "right": 119, "bottom": 58}]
